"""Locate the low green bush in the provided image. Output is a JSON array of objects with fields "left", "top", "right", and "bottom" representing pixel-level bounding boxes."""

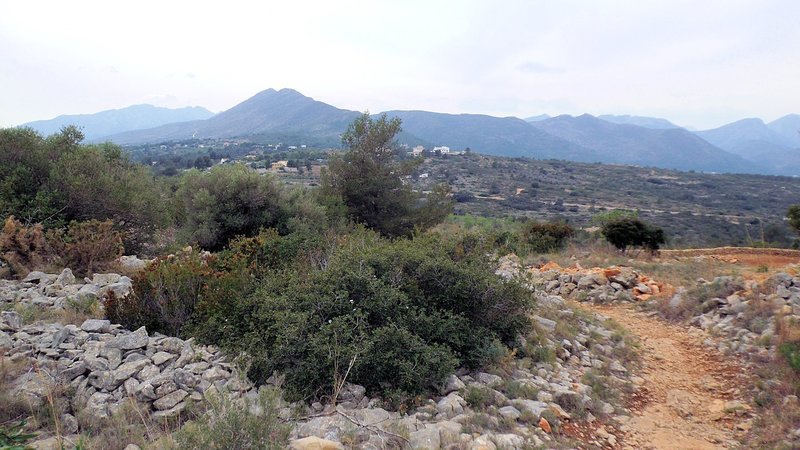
[
  {"left": 192, "top": 230, "right": 534, "bottom": 401},
  {"left": 520, "top": 220, "right": 575, "bottom": 253}
]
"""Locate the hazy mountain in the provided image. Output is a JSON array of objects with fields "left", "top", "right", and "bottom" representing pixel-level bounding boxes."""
[
  {"left": 530, "top": 114, "right": 763, "bottom": 174},
  {"left": 386, "top": 111, "right": 597, "bottom": 161},
  {"left": 693, "top": 117, "right": 800, "bottom": 175},
  {"left": 21, "top": 104, "right": 214, "bottom": 141},
  {"left": 695, "top": 118, "right": 793, "bottom": 151},
  {"left": 98, "top": 88, "right": 784, "bottom": 175},
  {"left": 768, "top": 114, "right": 800, "bottom": 147},
  {"left": 524, "top": 114, "right": 551, "bottom": 122},
  {"left": 107, "top": 89, "right": 360, "bottom": 145},
  {"left": 597, "top": 114, "right": 680, "bottom": 129}
]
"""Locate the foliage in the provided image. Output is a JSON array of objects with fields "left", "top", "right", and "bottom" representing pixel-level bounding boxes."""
[
  {"left": 0, "top": 216, "right": 55, "bottom": 276},
  {"left": 601, "top": 217, "right": 665, "bottom": 252},
  {"left": 171, "top": 388, "right": 290, "bottom": 450},
  {"left": 322, "top": 113, "right": 452, "bottom": 237},
  {"left": 0, "top": 127, "right": 168, "bottom": 253},
  {"left": 590, "top": 209, "right": 638, "bottom": 227},
  {"left": 190, "top": 229, "right": 533, "bottom": 401},
  {"left": 788, "top": 204, "right": 800, "bottom": 235},
  {"left": 0, "top": 420, "right": 36, "bottom": 450},
  {"left": 48, "top": 220, "right": 124, "bottom": 276},
  {"left": 0, "top": 216, "right": 123, "bottom": 277},
  {"left": 174, "top": 164, "right": 290, "bottom": 251},
  {"left": 519, "top": 220, "right": 575, "bottom": 253}
]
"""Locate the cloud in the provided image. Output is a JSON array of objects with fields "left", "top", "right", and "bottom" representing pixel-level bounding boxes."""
[{"left": 516, "top": 61, "right": 565, "bottom": 74}]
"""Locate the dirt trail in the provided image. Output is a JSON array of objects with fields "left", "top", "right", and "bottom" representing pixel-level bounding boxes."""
[{"left": 585, "top": 304, "right": 753, "bottom": 450}]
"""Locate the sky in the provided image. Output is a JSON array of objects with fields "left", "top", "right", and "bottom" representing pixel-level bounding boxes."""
[{"left": 2, "top": 0, "right": 799, "bottom": 130}]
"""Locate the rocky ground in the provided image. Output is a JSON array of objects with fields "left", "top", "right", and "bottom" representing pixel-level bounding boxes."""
[{"left": 3, "top": 253, "right": 799, "bottom": 449}]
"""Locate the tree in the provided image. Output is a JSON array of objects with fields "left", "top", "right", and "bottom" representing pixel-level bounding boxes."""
[
  {"left": 601, "top": 217, "right": 665, "bottom": 253},
  {"left": 788, "top": 204, "right": 800, "bottom": 235},
  {"left": 321, "top": 113, "right": 451, "bottom": 237}
]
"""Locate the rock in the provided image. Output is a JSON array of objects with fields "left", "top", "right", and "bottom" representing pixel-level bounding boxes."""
[
  {"left": 110, "top": 327, "right": 148, "bottom": 350},
  {"left": 151, "top": 351, "right": 176, "bottom": 366},
  {"left": 539, "top": 417, "right": 552, "bottom": 433},
  {"left": 440, "top": 374, "right": 466, "bottom": 395},
  {"left": 81, "top": 319, "right": 111, "bottom": 333},
  {"left": 23, "top": 271, "right": 47, "bottom": 283},
  {"left": 123, "top": 445, "right": 142, "bottom": 450},
  {"left": 609, "top": 360, "right": 628, "bottom": 373},
  {"left": 153, "top": 389, "right": 188, "bottom": 410},
  {"left": 118, "top": 255, "right": 149, "bottom": 271},
  {"left": 92, "top": 273, "right": 121, "bottom": 285},
  {"left": 437, "top": 392, "right": 466, "bottom": 418},
  {"left": 498, "top": 405, "right": 521, "bottom": 420},
  {"left": 290, "top": 436, "right": 344, "bottom": 450},
  {"left": 492, "top": 434, "right": 525, "bottom": 450},
  {"left": 666, "top": 389, "right": 695, "bottom": 418},
  {"left": 475, "top": 372, "right": 503, "bottom": 387},
  {"left": 469, "top": 435, "right": 497, "bottom": 450},
  {"left": 85, "top": 392, "right": 112, "bottom": 420},
  {"left": 1, "top": 311, "right": 23, "bottom": 330},
  {"left": 338, "top": 383, "right": 366, "bottom": 404},
  {"left": 513, "top": 399, "right": 548, "bottom": 419},
  {"left": 56, "top": 268, "right": 75, "bottom": 286},
  {"left": 410, "top": 426, "right": 441, "bottom": 450},
  {"left": 532, "top": 315, "right": 557, "bottom": 332},
  {"left": 61, "top": 413, "right": 79, "bottom": 434}
]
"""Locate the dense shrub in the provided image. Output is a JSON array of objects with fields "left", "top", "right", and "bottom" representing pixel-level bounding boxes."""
[
  {"left": 0, "top": 127, "right": 169, "bottom": 252},
  {"left": 49, "top": 220, "right": 124, "bottom": 276},
  {"left": 602, "top": 217, "right": 665, "bottom": 252},
  {"left": 0, "top": 216, "right": 123, "bottom": 277},
  {"left": 192, "top": 230, "right": 534, "bottom": 401},
  {"left": 0, "top": 216, "right": 55, "bottom": 276},
  {"left": 175, "top": 164, "right": 327, "bottom": 250},
  {"left": 520, "top": 221, "right": 575, "bottom": 253}
]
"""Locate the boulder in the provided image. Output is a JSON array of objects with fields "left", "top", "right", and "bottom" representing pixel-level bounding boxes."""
[
  {"left": 290, "top": 437, "right": 344, "bottom": 450},
  {"left": 436, "top": 392, "right": 466, "bottom": 418},
  {"left": 81, "top": 319, "right": 111, "bottom": 333},
  {"left": 56, "top": 268, "right": 76, "bottom": 286},
  {"left": 110, "top": 327, "right": 148, "bottom": 350}
]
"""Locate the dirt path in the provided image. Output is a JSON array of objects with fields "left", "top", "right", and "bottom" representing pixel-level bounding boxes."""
[{"left": 585, "top": 304, "right": 753, "bottom": 450}]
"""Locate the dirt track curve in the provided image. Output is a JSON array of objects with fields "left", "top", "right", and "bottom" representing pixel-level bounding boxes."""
[{"left": 586, "top": 304, "right": 752, "bottom": 450}]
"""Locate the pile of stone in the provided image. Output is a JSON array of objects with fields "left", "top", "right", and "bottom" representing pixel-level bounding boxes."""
[
  {"left": 0, "top": 268, "right": 133, "bottom": 310},
  {"left": 1, "top": 314, "right": 251, "bottom": 429},
  {"left": 683, "top": 272, "right": 800, "bottom": 356},
  {"left": 497, "top": 255, "right": 665, "bottom": 303}
]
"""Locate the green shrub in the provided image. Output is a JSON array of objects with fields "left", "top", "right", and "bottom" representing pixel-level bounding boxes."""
[
  {"left": 520, "top": 221, "right": 575, "bottom": 253},
  {"left": 174, "top": 165, "right": 290, "bottom": 251},
  {"left": 465, "top": 386, "right": 494, "bottom": 410},
  {"left": 105, "top": 251, "right": 251, "bottom": 337},
  {"left": 0, "top": 420, "right": 37, "bottom": 449},
  {"left": 49, "top": 220, "right": 124, "bottom": 276},
  {"left": 779, "top": 342, "right": 800, "bottom": 372},
  {"left": 602, "top": 217, "right": 665, "bottom": 252},
  {"left": 172, "top": 388, "right": 290, "bottom": 450},
  {"left": 193, "top": 230, "right": 533, "bottom": 401}
]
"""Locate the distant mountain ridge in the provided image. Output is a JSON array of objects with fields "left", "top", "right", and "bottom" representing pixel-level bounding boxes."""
[
  {"left": 529, "top": 114, "right": 762, "bottom": 174},
  {"left": 21, "top": 104, "right": 214, "bottom": 141},
  {"left": 694, "top": 116, "right": 800, "bottom": 176},
  {"left": 66, "top": 88, "right": 797, "bottom": 176}
]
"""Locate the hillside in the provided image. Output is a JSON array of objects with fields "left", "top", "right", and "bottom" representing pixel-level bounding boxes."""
[
  {"left": 597, "top": 114, "right": 680, "bottom": 129},
  {"left": 107, "top": 89, "right": 361, "bottom": 145},
  {"left": 385, "top": 110, "right": 596, "bottom": 161},
  {"left": 20, "top": 104, "right": 213, "bottom": 141},
  {"left": 530, "top": 114, "right": 761, "bottom": 174},
  {"left": 412, "top": 153, "right": 800, "bottom": 248}
]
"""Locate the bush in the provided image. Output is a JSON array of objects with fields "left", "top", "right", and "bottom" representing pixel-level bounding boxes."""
[
  {"left": 174, "top": 165, "right": 290, "bottom": 251},
  {"left": 601, "top": 217, "right": 665, "bottom": 252},
  {"left": 171, "top": 388, "right": 290, "bottom": 450},
  {"left": 0, "top": 216, "right": 55, "bottom": 276},
  {"left": 192, "top": 230, "right": 534, "bottom": 401},
  {"left": 0, "top": 217, "right": 124, "bottom": 277},
  {"left": 519, "top": 220, "right": 574, "bottom": 253},
  {"left": 49, "top": 220, "right": 124, "bottom": 276}
]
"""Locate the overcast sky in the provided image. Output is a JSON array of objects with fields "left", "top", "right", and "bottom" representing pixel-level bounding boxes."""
[{"left": 2, "top": 0, "right": 799, "bottom": 129}]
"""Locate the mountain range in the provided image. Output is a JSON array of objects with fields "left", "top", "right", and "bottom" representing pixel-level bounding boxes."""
[
  {"left": 21, "top": 104, "right": 214, "bottom": 141},
  {"left": 17, "top": 89, "right": 800, "bottom": 176}
]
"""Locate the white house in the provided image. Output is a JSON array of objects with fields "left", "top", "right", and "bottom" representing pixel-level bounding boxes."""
[{"left": 432, "top": 146, "right": 450, "bottom": 154}]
